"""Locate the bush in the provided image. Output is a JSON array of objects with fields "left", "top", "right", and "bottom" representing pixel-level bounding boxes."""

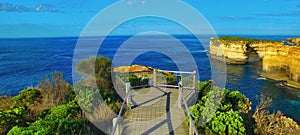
[
  {"left": 205, "top": 110, "right": 246, "bottom": 135},
  {"left": 0, "top": 95, "right": 13, "bottom": 111},
  {"left": 7, "top": 103, "right": 84, "bottom": 135},
  {"left": 75, "top": 56, "right": 113, "bottom": 91},
  {"left": 12, "top": 89, "right": 41, "bottom": 107},
  {"left": 75, "top": 83, "right": 120, "bottom": 114},
  {"left": 38, "top": 72, "right": 74, "bottom": 107},
  {"left": 128, "top": 74, "right": 150, "bottom": 87},
  {"left": 253, "top": 97, "right": 300, "bottom": 135},
  {"left": 187, "top": 81, "right": 251, "bottom": 134},
  {"left": 163, "top": 73, "right": 176, "bottom": 85},
  {"left": 0, "top": 106, "right": 26, "bottom": 134}
]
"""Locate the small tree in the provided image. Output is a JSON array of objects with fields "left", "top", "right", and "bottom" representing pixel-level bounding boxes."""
[
  {"left": 75, "top": 56, "right": 113, "bottom": 91},
  {"left": 38, "top": 72, "right": 73, "bottom": 108}
]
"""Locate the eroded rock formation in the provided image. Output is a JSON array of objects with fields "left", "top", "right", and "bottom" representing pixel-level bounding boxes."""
[
  {"left": 210, "top": 37, "right": 300, "bottom": 88},
  {"left": 285, "top": 38, "right": 300, "bottom": 46}
]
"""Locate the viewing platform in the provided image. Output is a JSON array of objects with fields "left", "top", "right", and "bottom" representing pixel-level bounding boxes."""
[{"left": 111, "top": 68, "right": 199, "bottom": 135}]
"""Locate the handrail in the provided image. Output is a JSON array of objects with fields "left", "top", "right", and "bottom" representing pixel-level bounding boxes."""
[
  {"left": 112, "top": 70, "right": 198, "bottom": 134},
  {"left": 183, "top": 99, "right": 199, "bottom": 135},
  {"left": 116, "top": 74, "right": 127, "bottom": 84},
  {"left": 111, "top": 83, "right": 130, "bottom": 135},
  {"left": 179, "top": 81, "right": 198, "bottom": 135}
]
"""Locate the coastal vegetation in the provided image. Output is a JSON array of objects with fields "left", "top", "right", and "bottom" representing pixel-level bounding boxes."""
[
  {"left": 0, "top": 56, "right": 299, "bottom": 134},
  {"left": 187, "top": 81, "right": 299, "bottom": 135},
  {"left": 0, "top": 56, "right": 121, "bottom": 135},
  {"left": 212, "top": 36, "right": 280, "bottom": 43}
]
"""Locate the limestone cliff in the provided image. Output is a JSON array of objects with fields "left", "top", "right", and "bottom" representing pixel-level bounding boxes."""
[
  {"left": 285, "top": 38, "right": 300, "bottom": 46},
  {"left": 210, "top": 36, "right": 300, "bottom": 88}
]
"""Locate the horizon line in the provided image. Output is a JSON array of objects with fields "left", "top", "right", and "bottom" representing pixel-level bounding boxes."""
[{"left": 0, "top": 33, "right": 299, "bottom": 39}]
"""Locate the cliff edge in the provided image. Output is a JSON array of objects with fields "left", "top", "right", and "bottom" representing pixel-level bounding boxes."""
[{"left": 209, "top": 36, "right": 300, "bottom": 88}]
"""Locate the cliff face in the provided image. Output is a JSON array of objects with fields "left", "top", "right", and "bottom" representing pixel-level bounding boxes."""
[
  {"left": 210, "top": 37, "right": 300, "bottom": 88},
  {"left": 285, "top": 38, "right": 300, "bottom": 46}
]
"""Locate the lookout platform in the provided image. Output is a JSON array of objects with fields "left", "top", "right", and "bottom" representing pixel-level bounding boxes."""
[{"left": 112, "top": 69, "right": 199, "bottom": 135}]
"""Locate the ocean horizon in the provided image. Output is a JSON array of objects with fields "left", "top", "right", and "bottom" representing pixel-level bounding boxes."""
[{"left": 0, "top": 34, "right": 299, "bottom": 122}]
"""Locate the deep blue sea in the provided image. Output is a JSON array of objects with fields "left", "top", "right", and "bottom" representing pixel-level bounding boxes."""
[{"left": 0, "top": 35, "right": 300, "bottom": 122}]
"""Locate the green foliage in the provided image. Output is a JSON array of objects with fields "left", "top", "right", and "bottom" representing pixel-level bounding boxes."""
[
  {"left": 7, "top": 103, "right": 84, "bottom": 135},
  {"left": 12, "top": 89, "right": 41, "bottom": 106},
  {"left": 129, "top": 74, "right": 139, "bottom": 86},
  {"left": 162, "top": 73, "right": 176, "bottom": 85},
  {"left": 128, "top": 74, "right": 150, "bottom": 87},
  {"left": 75, "top": 56, "right": 113, "bottom": 91},
  {"left": 226, "top": 91, "right": 252, "bottom": 113},
  {"left": 188, "top": 81, "right": 251, "bottom": 134},
  {"left": 75, "top": 85, "right": 101, "bottom": 113},
  {"left": 206, "top": 110, "right": 246, "bottom": 135},
  {"left": 0, "top": 106, "right": 26, "bottom": 134},
  {"left": 217, "top": 36, "right": 280, "bottom": 43},
  {"left": 197, "top": 81, "right": 212, "bottom": 98},
  {"left": 75, "top": 84, "right": 119, "bottom": 114}
]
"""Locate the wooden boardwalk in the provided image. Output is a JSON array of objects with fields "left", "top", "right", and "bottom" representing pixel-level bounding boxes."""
[{"left": 122, "top": 86, "right": 197, "bottom": 135}]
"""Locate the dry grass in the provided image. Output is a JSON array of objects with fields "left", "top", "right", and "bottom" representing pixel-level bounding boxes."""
[
  {"left": 24, "top": 72, "right": 74, "bottom": 116},
  {"left": 0, "top": 95, "right": 13, "bottom": 110}
]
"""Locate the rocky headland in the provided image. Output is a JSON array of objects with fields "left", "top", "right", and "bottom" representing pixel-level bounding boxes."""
[{"left": 209, "top": 36, "right": 300, "bottom": 89}]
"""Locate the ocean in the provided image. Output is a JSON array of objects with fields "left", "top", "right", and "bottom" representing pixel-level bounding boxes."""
[{"left": 0, "top": 35, "right": 299, "bottom": 122}]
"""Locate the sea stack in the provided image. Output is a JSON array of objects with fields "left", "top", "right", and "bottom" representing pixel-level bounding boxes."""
[{"left": 209, "top": 36, "right": 300, "bottom": 88}]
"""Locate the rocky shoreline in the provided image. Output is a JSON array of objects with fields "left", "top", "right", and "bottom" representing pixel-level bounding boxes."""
[{"left": 209, "top": 36, "right": 300, "bottom": 89}]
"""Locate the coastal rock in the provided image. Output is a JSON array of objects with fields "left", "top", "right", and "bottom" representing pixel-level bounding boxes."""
[
  {"left": 209, "top": 37, "right": 300, "bottom": 88},
  {"left": 285, "top": 38, "right": 300, "bottom": 46},
  {"left": 114, "top": 65, "right": 153, "bottom": 73},
  {"left": 114, "top": 65, "right": 154, "bottom": 77}
]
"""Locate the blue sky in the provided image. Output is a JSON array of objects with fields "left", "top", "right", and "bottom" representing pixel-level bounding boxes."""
[{"left": 0, "top": 0, "right": 299, "bottom": 38}]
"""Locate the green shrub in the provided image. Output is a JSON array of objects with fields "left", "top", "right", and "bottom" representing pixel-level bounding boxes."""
[
  {"left": 197, "top": 81, "right": 212, "bottom": 98},
  {"left": 205, "top": 110, "right": 246, "bottom": 135},
  {"left": 7, "top": 103, "right": 84, "bottom": 135},
  {"left": 12, "top": 89, "right": 41, "bottom": 106},
  {"left": 128, "top": 74, "right": 150, "bottom": 87},
  {"left": 74, "top": 83, "right": 120, "bottom": 114},
  {"left": 129, "top": 74, "right": 139, "bottom": 87},
  {"left": 0, "top": 106, "right": 26, "bottom": 134},
  {"left": 75, "top": 56, "right": 113, "bottom": 91},
  {"left": 163, "top": 73, "right": 176, "bottom": 85},
  {"left": 187, "top": 81, "right": 251, "bottom": 134}
]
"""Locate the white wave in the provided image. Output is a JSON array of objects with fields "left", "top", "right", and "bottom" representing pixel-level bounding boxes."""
[{"left": 256, "top": 77, "right": 267, "bottom": 80}]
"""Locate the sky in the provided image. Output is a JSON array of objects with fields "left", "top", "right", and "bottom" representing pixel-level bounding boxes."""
[{"left": 0, "top": 0, "right": 299, "bottom": 38}]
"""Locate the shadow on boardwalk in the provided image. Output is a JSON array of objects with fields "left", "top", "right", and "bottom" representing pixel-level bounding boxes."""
[{"left": 122, "top": 86, "right": 195, "bottom": 135}]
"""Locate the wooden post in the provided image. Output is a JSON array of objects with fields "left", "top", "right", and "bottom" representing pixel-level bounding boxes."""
[
  {"left": 193, "top": 70, "right": 197, "bottom": 90},
  {"left": 153, "top": 69, "right": 157, "bottom": 87},
  {"left": 125, "top": 83, "right": 131, "bottom": 108},
  {"left": 112, "top": 117, "right": 121, "bottom": 135},
  {"left": 178, "top": 81, "right": 183, "bottom": 108}
]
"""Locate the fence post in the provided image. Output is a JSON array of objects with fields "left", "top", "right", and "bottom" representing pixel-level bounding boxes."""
[
  {"left": 125, "top": 83, "right": 131, "bottom": 108},
  {"left": 153, "top": 69, "right": 157, "bottom": 87},
  {"left": 193, "top": 70, "right": 197, "bottom": 90},
  {"left": 112, "top": 117, "right": 121, "bottom": 135},
  {"left": 189, "top": 118, "right": 193, "bottom": 135},
  {"left": 178, "top": 81, "right": 183, "bottom": 108}
]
